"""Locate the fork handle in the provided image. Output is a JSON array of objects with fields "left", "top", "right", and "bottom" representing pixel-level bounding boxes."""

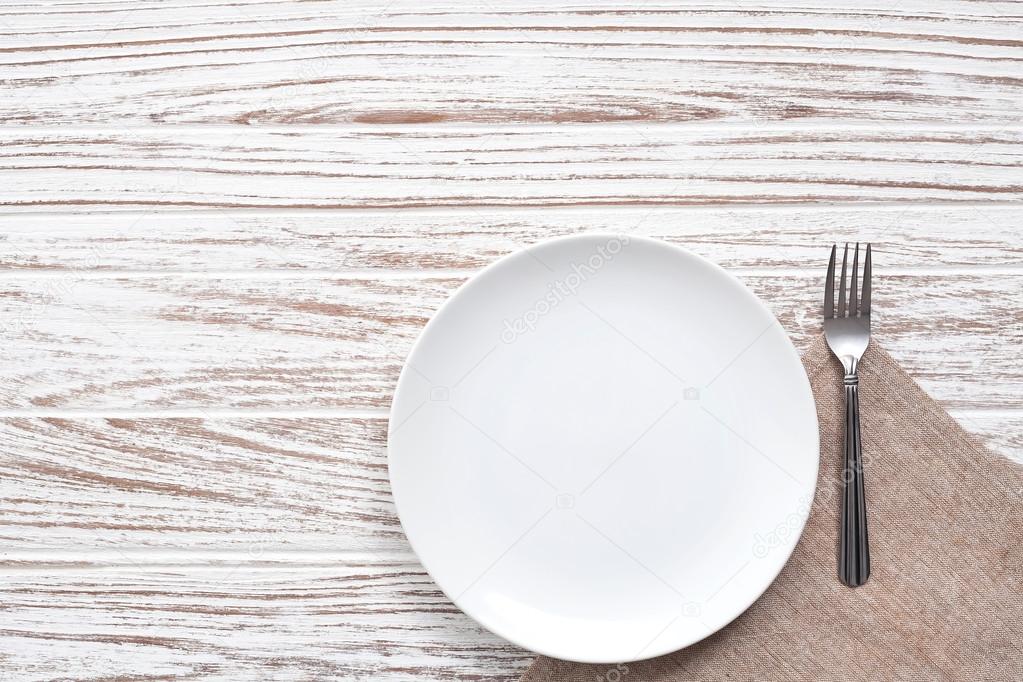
[{"left": 839, "top": 375, "right": 870, "bottom": 587}]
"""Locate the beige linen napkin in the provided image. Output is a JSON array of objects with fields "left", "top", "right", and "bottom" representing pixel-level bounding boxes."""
[{"left": 522, "top": 337, "right": 1023, "bottom": 681}]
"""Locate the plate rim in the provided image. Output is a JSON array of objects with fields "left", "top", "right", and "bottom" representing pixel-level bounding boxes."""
[{"left": 387, "top": 233, "right": 820, "bottom": 663}]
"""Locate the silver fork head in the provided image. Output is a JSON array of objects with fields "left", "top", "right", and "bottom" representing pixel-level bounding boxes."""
[{"left": 823, "top": 243, "right": 872, "bottom": 374}]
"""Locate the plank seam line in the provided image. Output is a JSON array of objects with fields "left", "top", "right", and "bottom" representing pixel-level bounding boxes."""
[
  {"left": 2, "top": 200, "right": 1023, "bottom": 217},
  {"left": 0, "top": 266, "right": 1021, "bottom": 280},
  {"left": 0, "top": 408, "right": 390, "bottom": 418},
  {"left": 1, "top": 123, "right": 1023, "bottom": 133},
  {"left": 0, "top": 407, "right": 1016, "bottom": 419}
]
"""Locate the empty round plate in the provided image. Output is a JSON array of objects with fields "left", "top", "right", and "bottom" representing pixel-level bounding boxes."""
[{"left": 388, "top": 235, "right": 818, "bottom": 663}]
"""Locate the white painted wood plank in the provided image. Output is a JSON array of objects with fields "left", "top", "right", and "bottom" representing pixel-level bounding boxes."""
[
  {"left": 948, "top": 410, "right": 1023, "bottom": 469},
  {"left": 0, "top": 559, "right": 530, "bottom": 680},
  {"left": 0, "top": 126, "right": 1021, "bottom": 211},
  {"left": 0, "top": 272, "right": 1018, "bottom": 411},
  {"left": 1, "top": 1, "right": 1021, "bottom": 124},
  {"left": 2, "top": 205, "right": 1022, "bottom": 272},
  {"left": 2, "top": 407, "right": 1019, "bottom": 555},
  {"left": 0, "top": 417, "right": 398, "bottom": 553}
]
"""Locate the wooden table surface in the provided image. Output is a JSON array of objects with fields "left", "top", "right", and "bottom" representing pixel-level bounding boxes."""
[{"left": 1, "top": 1, "right": 1021, "bottom": 679}]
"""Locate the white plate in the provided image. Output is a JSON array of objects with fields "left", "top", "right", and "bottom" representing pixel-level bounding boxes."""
[{"left": 388, "top": 235, "right": 818, "bottom": 663}]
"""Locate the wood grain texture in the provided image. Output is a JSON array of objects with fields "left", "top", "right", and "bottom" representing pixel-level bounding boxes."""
[
  {"left": 1, "top": 1, "right": 1022, "bottom": 125},
  {"left": 0, "top": 559, "right": 530, "bottom": 681},
  {"left": 3, "top": 205, "right": 1023, "bottom": 272},
  {"left": 1, "top": 125, "right": 1022, "bottom": 210},
  {"left": 0, "top": 417, "right": 398, "bottom": 553},
  {"left": 951, "top": 411, "right": 1023, "bottom": 465},
  {"left": 0, "top": 272, "right": 1019, "bottom": 412}
]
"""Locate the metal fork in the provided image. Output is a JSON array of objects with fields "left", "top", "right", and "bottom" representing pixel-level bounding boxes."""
[{"left": 823, "top": 242, "right": 871, "bottom": 587}]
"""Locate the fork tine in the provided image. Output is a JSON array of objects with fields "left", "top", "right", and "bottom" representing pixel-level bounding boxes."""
[
  {"left": 861, "top": 243, "right": 872, "bottom": 314},
  {"left": 824, "top": 244, "right": 836, "bottom": 318},
  {"left": 837, "top": 243, "right": 848, "bottom": 317},
  {"left": 849, "top": 242, "right": 859, "bottom": 315}
]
